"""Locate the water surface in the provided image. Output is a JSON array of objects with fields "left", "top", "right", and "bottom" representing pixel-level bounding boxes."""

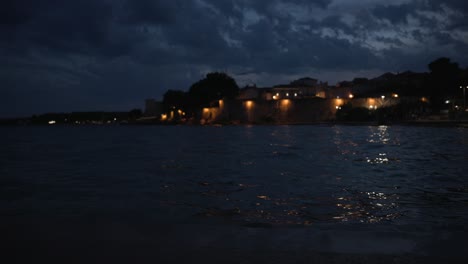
[{"left": 1, "top": 125, "right": 467, "bottom": 263}]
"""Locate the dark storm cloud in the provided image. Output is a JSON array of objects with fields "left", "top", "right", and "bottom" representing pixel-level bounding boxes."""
[
  {"left": 373, "top": 4, "right": 413, "bottom": 24},
  {"left": 1, "top": 0, "right": 468, "bottom": 117},
  {"left": 0, "top": 0, "right": 36, "bottom": 26},
  {"left": 1, "top": 0, "right": 135, "bottom": 59},
  {"left": 120, "top": 0, "right": 209, "bottom": 26}
]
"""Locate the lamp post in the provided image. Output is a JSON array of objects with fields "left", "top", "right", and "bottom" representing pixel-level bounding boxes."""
[{"left": 461, "top": 85, "right": 467, "bottom": 111}]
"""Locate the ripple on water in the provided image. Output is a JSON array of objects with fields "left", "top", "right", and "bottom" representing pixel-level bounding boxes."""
[{"left": 1, "top": 126, "right": 467, "bottom": 235}]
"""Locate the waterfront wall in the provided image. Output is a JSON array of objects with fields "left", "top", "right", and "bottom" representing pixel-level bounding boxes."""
[{"left": 200, "top": 97, "right": 401, "bottom": 124}]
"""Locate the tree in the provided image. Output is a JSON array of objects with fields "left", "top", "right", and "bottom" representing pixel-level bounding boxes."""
[
  {"left": 188, "top": 72, "right": 239, "bottom": 107},
  {"left": 129, "top": 109, "right": 143, "bottom": 120},
  {"left": 162, "top": 90, "right": 188, "bottom": 112},
  {"left": 427, "top": 57, "right": 461, "bottom": 99},
  {"left": 460, "top": 67, "right": 468, "bottom": 86}
]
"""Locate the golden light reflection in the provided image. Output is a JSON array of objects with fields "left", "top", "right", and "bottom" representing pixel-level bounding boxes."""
[
  {"left": 193, "top": 176, "right": 403, "bottom": 227},
  {"left": 203, "top": 108, "right": 210, "bottom": 113},
  {"left": 219, "top": 100, "right": 224, "bottom": 108},
  {"left": 257, "top": 195, "right": 270, "bottom": 200},
  {"left": 161, "top": 114, "right": 168, "bottom": 121},
  {"left": 334, "top": 191, "right": 399, "bottom": 223},
  {"left": 421, "top": 97, "right": 428, "bottom": 103},
  {"left": 194, "top": 185, "right": 403, "bottom": 227}
]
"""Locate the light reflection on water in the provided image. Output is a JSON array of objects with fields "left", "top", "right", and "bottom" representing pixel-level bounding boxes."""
[
  {"left": 146, "top": 125, "right": 468, "bottom": 228},
  {"left": 334, "top": 190, "right": 400, "bottom": 223},
  {"left": 1, "top": 125, "right": 468, "bottom": 230},
  {"left": 367, "top": 125, "right": 392, "bottom": 144}
]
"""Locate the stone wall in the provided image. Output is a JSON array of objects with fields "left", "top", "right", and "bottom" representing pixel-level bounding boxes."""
[{"left": 200, "top": 97, "right": 402, "bottom": 124}]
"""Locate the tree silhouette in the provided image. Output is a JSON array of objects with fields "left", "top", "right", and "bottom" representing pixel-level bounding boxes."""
[
  {"left": 460, "top": 67, "right": 468, "bottom": 85},
  {"left": 427, "top": 58, "right": 461, "bottom": 104},
  {"left": 188, "top": 72, "right": 239, "bottom": 107},
  {"left": 129, "top": 109, "right": 143, "bottom": 120},
  {"left": 162, "top": 90, "right": 188, "bottom": 112}
]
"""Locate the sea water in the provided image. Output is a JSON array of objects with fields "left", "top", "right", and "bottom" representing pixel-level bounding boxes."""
[{"left": 1, "top": 125, "right": 467, "bottom": 263}]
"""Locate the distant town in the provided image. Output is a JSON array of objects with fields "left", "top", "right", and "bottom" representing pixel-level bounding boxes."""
[{"left": 2, "top": 57, "right": 468, "bottom": 126}]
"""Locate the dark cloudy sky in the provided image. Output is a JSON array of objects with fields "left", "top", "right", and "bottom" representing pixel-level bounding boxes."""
[{"left": 1, "top": 0, "right": 468, "bottom": 117}]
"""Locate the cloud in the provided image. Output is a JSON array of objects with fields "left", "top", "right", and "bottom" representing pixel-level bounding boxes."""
[{"left": 1, "top": 0, "right": 468, "bottom": 117}]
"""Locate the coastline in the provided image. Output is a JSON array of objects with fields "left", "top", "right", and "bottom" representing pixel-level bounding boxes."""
[{"left": 2, "top": 119, "right": 468, "bottom": 127}]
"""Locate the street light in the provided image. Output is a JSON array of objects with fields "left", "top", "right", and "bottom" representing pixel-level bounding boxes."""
[{"left": 460, "top": 85, "right": 467, "bottom": 111}]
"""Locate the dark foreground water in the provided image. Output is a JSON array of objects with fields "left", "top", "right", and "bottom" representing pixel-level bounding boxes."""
[{"left": 1, "top": 125, "right": 468, "bottom": 263}]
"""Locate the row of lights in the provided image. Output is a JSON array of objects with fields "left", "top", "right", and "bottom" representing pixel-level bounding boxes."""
[
  {"left": 445, "top": 101, "right": 464, "bottom": 108},
  {"left": 335, "top": 93, "right": 399, "bottom": 110},
  {"left": 161, "top": 109, "right": 185, "bottom": 121},
  {"left": 277, "top": 92, "right": 401, "bottom": 101},
  {"left": 273, "top": 92, "right": 298, "bottom": 100},
  {"left": 339, "top": 93, "right": 398, "bottom": 100},
  {"left": 48, "top": 117, "right": 119, "bottom": 125}
]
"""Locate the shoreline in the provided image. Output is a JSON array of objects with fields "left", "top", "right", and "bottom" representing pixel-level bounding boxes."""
[{"left": 2, "top": 118, "right": 468, "bottom": 128}]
